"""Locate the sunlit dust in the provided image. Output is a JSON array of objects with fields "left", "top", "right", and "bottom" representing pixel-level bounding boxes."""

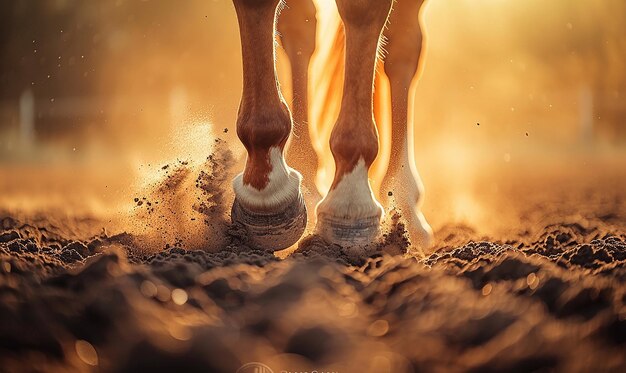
[
  {"left": 130, "top": 120, "right": 216, "bottom": 190},
  {"left": 120, "top": 119, "right": 234, "bottom": 254}
]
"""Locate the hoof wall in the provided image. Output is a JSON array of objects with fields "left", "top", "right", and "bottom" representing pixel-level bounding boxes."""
[
  {"left": 316, "top": 214, "right": 381, "bottom": 247},
  {"left": 231, "top": 196, "right": 307, "bottom": 251}
]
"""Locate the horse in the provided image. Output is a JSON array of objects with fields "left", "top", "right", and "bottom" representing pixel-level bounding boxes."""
[{"left": 229, "top": 0, "right": 432, "bottom": 253}]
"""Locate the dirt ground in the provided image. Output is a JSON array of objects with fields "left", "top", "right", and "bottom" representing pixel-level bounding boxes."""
[{"left": 0, "top": 150, "right": 624, "bottom": 372}]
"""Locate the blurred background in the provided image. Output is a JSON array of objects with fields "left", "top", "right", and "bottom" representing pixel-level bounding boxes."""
[{"left": 0, "top": 0, "right": 624, "bottom": 235}]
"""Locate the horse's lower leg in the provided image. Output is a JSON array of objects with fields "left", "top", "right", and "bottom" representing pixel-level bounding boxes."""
[
  {"left": 231, "top": 0, "right": 306, "bottom": 250},
  {"left": 278, "top": 0, "right": 321, "bottom": 200},
  {"left": 379, "top": 0, "right": 433, "bottom": 249},
  {"left": 315, "top": 0, "right": 392, "bottom": 246}
]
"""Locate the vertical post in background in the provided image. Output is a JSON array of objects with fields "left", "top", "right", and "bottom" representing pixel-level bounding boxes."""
[
  {"left": 19, "top": 89, "right": 35, "bottom": 152},
  {"left": 579, "top": 85, "right": 594, "bottom": 148}
]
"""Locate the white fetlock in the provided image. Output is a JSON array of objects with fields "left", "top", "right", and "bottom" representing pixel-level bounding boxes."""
[
  {"left": 232, "top": 148, "right": 307, "bottom": 251},
  {"left": 316, "top": 159, "right": 384, "bottom": 246}
]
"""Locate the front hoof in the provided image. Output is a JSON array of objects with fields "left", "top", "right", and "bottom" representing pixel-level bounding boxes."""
[
  {"left": 316, "top": 213, "right": 381, "bottom": 247},
  {"left": 231, "top": 195, "right": 307, "bottom": 251}
]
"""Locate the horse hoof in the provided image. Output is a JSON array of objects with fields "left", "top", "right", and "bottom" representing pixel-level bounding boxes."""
[
  {"left": 316, "top": 213, "right": 381, "bottom": 247},
  {"left": 231, "top": 195, "right": 307, "bottom": 251}
]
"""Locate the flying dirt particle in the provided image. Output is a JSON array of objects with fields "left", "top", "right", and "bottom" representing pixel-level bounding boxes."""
[
  {"left": 476, "top": 122, "right": 480, "bottom": 126},
  {"left": 367, "top": 319, "right": 389, "bottom": 337},
  {"left": 161, "top": 164, "right": 169, "bottom": 170},
  {"left": 526, "top": 132, "right": 529, "bottom": 137},
  {"left": 136, "top": 200, "right": 143, "bottom": 206},
  {"left": 75, "top": 340, "right": 98, "bottom": 366},
  {"left": 223, "top": 128, "right": 228, "bottom": 133},
  {"left": 387, "top": 191, "right": 393, "bottom": 197}
]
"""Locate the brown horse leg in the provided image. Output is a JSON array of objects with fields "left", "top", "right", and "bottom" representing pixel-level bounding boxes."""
[
  {"left": 315, "top": 0, "right": 393, "bottom": 246},
  {"left": 231, "top": 0, "right": 306, "bottom": 251}
]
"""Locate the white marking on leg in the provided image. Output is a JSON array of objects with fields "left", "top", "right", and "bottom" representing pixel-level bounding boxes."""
[
  {"left": 317, "top": 158, "right": 383, "bottom": 221},
  {"left": 233, "top": 147, "right": 303, "bottom": 212}
]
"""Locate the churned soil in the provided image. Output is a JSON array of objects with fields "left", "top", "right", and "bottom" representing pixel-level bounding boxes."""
[{"left": 0, "top": 151, "right": 624, "bottom": 372}]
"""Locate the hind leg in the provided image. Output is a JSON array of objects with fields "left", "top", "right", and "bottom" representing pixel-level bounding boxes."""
[
  {"left": 379, "top": 0, "right": 433, "bottom": 250},
  {"left": 278, "top": 0, "right": 321, "bottom": 201}
]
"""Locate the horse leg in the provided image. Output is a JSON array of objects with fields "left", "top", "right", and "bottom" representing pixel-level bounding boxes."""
[
  {"left": 231, "top": 0, "right": 307, "bottom": 250},
  {"left": 380, "top": 0, "right": 433, "bottom": 250},
  {"left": 278, "top": 0, "right": 321, "bottom": 201},
  {"left": 315, "top": 0, "right": 393, "bottom": 246}
]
